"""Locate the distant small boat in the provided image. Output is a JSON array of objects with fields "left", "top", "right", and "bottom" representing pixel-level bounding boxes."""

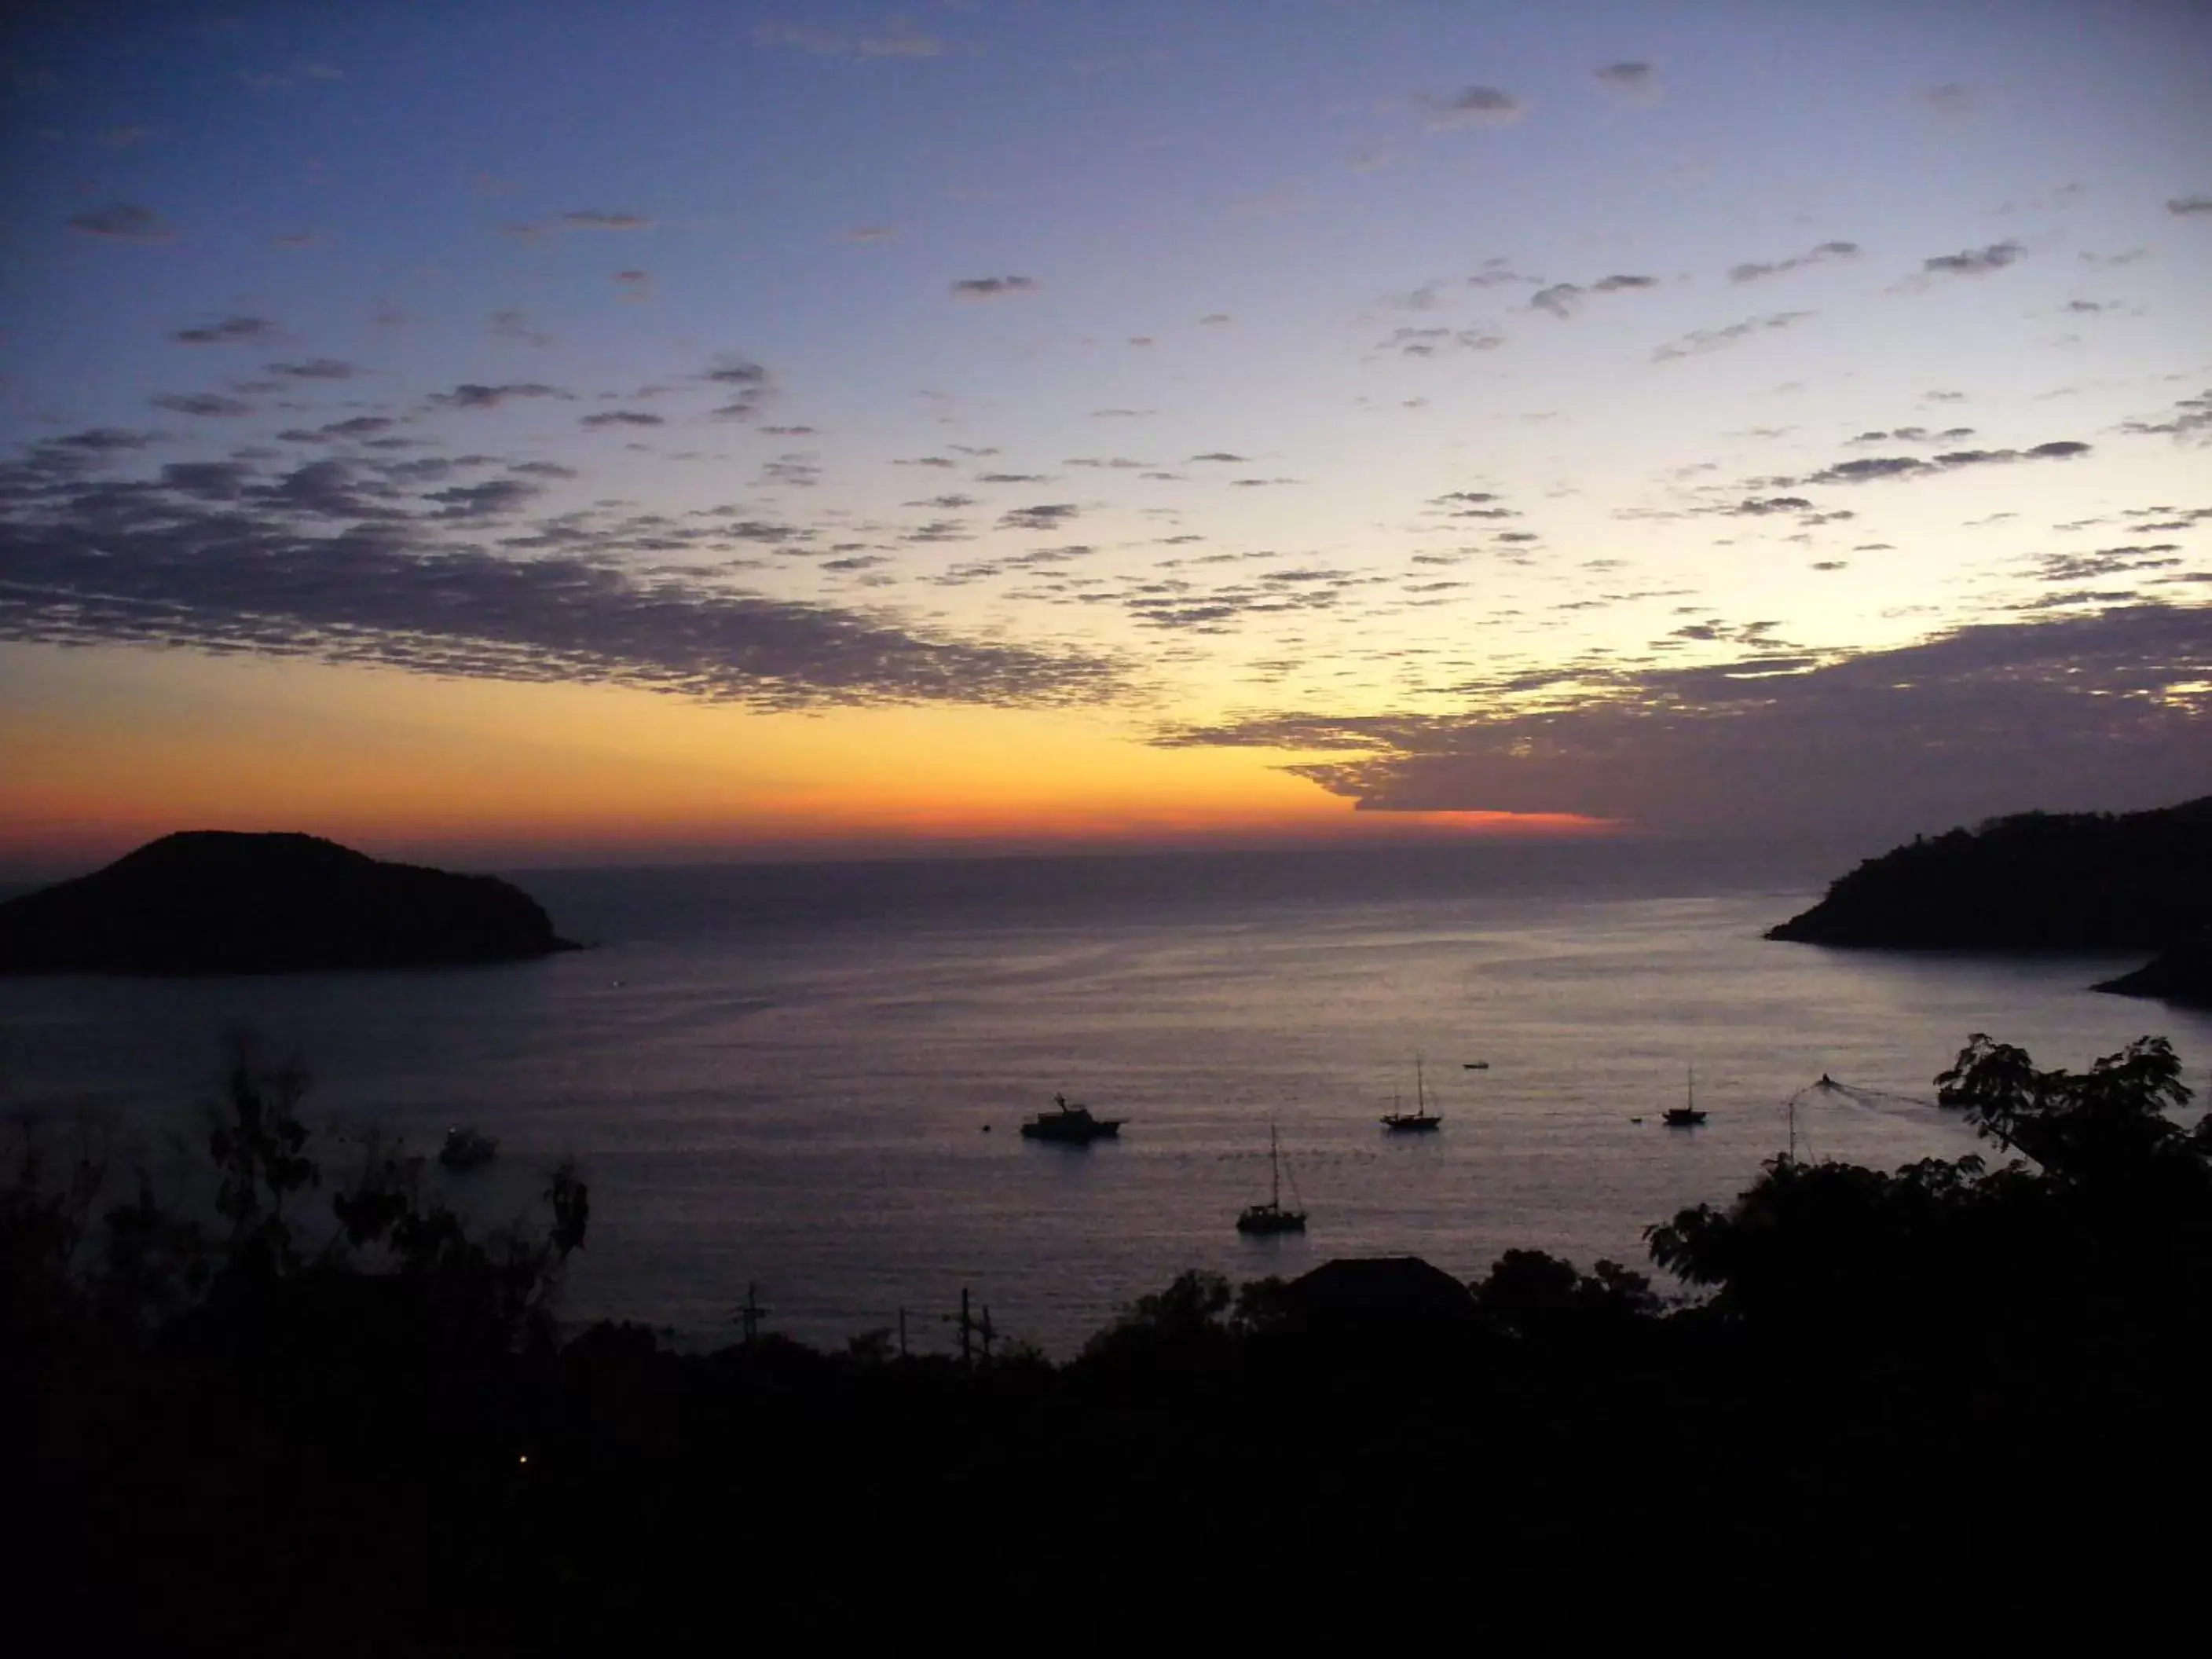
[
  {"left": 1463, "top": 1060, "right": 1489, "bottom": 1070},
  {"left": 1019, "top": 1093, "right": 1123, "bottom": 1144},
  {"left": 439, "top": 1126, "right": 499, "bottom": 1169},
  {"left": 1661, "top": 1068, "right": 1706, "bottom": 1128},
  {"left": 1237, "top": 1123, "right": 1306, "bottom": 1235},
  {"left": 1382, "top": 1056, "right": 1441, "bottom": 1133}
]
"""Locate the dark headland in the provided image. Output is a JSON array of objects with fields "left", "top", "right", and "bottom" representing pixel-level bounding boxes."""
[
  {"left": 0, "top": 830, "right": 577, "bottom": 975},
  {"left": 1767, "top": 797, "right": 2212, "bottom": 1006}
]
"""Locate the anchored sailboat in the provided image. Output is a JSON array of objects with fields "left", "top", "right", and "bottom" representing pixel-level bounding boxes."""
[
  {"left": 1382, "top": 1055, "right": 1441, "bottom": 1133},
  {"left": 1662, "top": 1067, "right": 1707, "bottom": 1128},
  {"left": 1236, "top": 1124, "right": 1307, "bottom": 1235}
]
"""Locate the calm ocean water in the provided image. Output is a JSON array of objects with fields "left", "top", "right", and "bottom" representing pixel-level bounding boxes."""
[{"left": 5, "top": 842, "right": 2208, "bottom": 1356}]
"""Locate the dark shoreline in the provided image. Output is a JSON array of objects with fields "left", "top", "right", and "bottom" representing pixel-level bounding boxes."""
[
  {"left": 10, "top": 1029, "right": 2210, "bottom": 1645},
  {"left": 1767, "top": 797, "right": 2212, "bottom": 1007}
]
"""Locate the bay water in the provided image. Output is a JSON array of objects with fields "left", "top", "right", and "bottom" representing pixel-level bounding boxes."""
[{"left": 5, "top": 841, "right": 2206, "bottom": 1356}]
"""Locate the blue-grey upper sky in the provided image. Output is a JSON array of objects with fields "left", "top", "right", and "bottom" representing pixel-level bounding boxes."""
[{"left": 2, "top": 0, "right": 2209, "bottom": 859}]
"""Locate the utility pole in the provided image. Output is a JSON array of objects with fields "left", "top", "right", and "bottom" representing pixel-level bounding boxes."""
[{"left": 735, "top": 1281, "right": 767, "bottom": 1344}]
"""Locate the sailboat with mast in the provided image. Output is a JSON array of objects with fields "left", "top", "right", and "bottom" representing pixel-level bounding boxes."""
[
  {"left": 1662, "top": 1066, "right": 1707, "bottom": 1127},
  {"left": 1381, "top": 1055, "right": 1441, "bottom": 1133},
  {"left": 1236, "top": 1124, "right": 1307, "bottom": 1235}
]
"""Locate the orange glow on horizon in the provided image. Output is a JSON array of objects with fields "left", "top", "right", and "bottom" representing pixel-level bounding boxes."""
[{"left": 0, "top": 644, "right": 1622, "bottom": 876}]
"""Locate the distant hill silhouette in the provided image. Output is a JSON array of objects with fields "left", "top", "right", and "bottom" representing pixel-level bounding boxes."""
[
  {"left": 0, "top": 831, "right": 577, "bottom": 975},
  {"left": 2093, "top": 933, "right": 2212, "bottom": 1009},
  {"left": 1767, "top": 797, "right": 2212, "bottom": 951}
]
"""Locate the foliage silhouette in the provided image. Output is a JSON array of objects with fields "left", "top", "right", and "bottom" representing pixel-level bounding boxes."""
[
  {"left": 1766, "top": 796, "right": 2212, "bottom": 950},
  {"left": 13, "top": 1029, "right": 2212, "bottom": 1649}
]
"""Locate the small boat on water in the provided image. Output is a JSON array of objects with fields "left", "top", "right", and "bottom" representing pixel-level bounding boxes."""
[
  {"left": 1662, "top": 1068, "right": 1707, "bottom": 1128},
  {"left": 1019, "top": 1093, "right": 1123, "bottom": 1144},
  {"left": 1463, "top": 1060, "right": 1489, "bottom": 1070},
  {"left": 1382, "top": 1056, "right": 1441, "bottom": 1133},
  {"left": 439, "top": 1126, "right": 499, "bottom": 1169},
  {"left": 1237, "top": 1123, "right": 1306, "bottom": 1235}
]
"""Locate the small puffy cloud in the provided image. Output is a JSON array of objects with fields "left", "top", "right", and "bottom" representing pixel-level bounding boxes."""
[
  {"left": 760, "top": 456, "right": 819, "bottom": 489},
  {"left": 44, "top": 427, "right": 157, "bottom": 456},
  {"left": 1921, "top": 82, "right": 1973, "bottom": 114},
  {"left": 1191, "top": 452, "right": 1249, "bottom": 463},
  {"left": 266, "top": 358, "right": 358, "bottom": 380},
  {"left": 1651, "top": 310, "right": 1811, "bottom": 361},
  {"left": 999, "top": 503, "right": 1080, "bottom": 532},
  {"left": 423, "top": 478, "right": 543, "bottom": 518},
  {"left": 1848, "top": 426, "right": 1975, "bottom": 445},
  {"left": 613, "top": 269, "right": 652, "bottom": 299},
  {"left": 704, "top": 356, "right": 775, "bottom": 419},
  {"left": 2118, "top": 388, "right": 2211, "bottom": 442},
  {"left": 1593, "top": 274, "right": 1657, "bottom": 292},
  {"left": 2169, "top": 195, "right": 2212, "bottom": 217},
  {"left": 276, "top": 416, "right": 394, "bottom": 442},
  {"left": 1422, "top": 85, "right": 1524, "bottom": 130},
  {"left": 1530, "top": 283, "right": 1582, "bottom": 319},
  {"left": 1804, "top": 440, "right": 2089, "bottom": 484},
  {"left": 172, "top": 315, "right": 278, "bottom": 346},
  {"left": 1917, "top": 240, "right": 2023, "bottom": 279},
  {"left": 68, "top": 202, "right": 172, "bottom": 240},
  {"left": 1381, "top": 325, "right": 1505, "bottom": 357},
  {"left": 150, "top": 392, "right": 254, "bottom": 417},
  {"left": 560, "top": 210, "right": 652, "bottom": 230},
  {"left": 951, "top": 276, "right": 1040, "bottom": 299},
  {"left": 427, "top": 383, "right": 568, "bottom": 410},
  {"left": 1734, "top": 496, "right": 1814, "bottom": 516},
  {"left": 580, "top": 410, "right": 665, "bottom": 428},
  {"left": 1729, "top": 241, "right": 1859, "bottom": 284},
  {"left": 1199, "top": 313, "right": 1232, "bottom": 325},
  {"left": 1467, "top": 259, "right": 1537, "bottom": 289},
  {"left": 844, "top": 225, "right": 897, "bottom": 244},
  {"left": 1592, "top": 61, "right": 1660, "bottom": 101}
]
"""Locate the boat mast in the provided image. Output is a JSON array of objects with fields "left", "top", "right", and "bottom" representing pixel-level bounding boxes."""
[
  {"left": 1270, "top": 1122, "right": 1280, "bottom": 1210},
  {"left": 1416, "top": 1053, "right": 1426, "bottom": 1117}
]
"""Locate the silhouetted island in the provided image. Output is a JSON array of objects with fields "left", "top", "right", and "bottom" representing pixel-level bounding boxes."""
[
  {"left": 1767, "top": 800, "right": 2212, "bottom": 1001},
  {"left": 2093, "top": 932, "right": 2212, "bottom": 1009},
  {"left": 0, "top": 830, "right": 577, "bottom": 975}
]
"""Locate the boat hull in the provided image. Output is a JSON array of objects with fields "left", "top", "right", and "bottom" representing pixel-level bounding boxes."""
[{"left": 1019, "top": 1119, "right": 1122, "bottom": 1143}]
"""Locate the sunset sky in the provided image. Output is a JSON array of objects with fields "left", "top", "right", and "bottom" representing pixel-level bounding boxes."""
[{"left": 3, "top": 1, "right": 2209, "bottom": 873}]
